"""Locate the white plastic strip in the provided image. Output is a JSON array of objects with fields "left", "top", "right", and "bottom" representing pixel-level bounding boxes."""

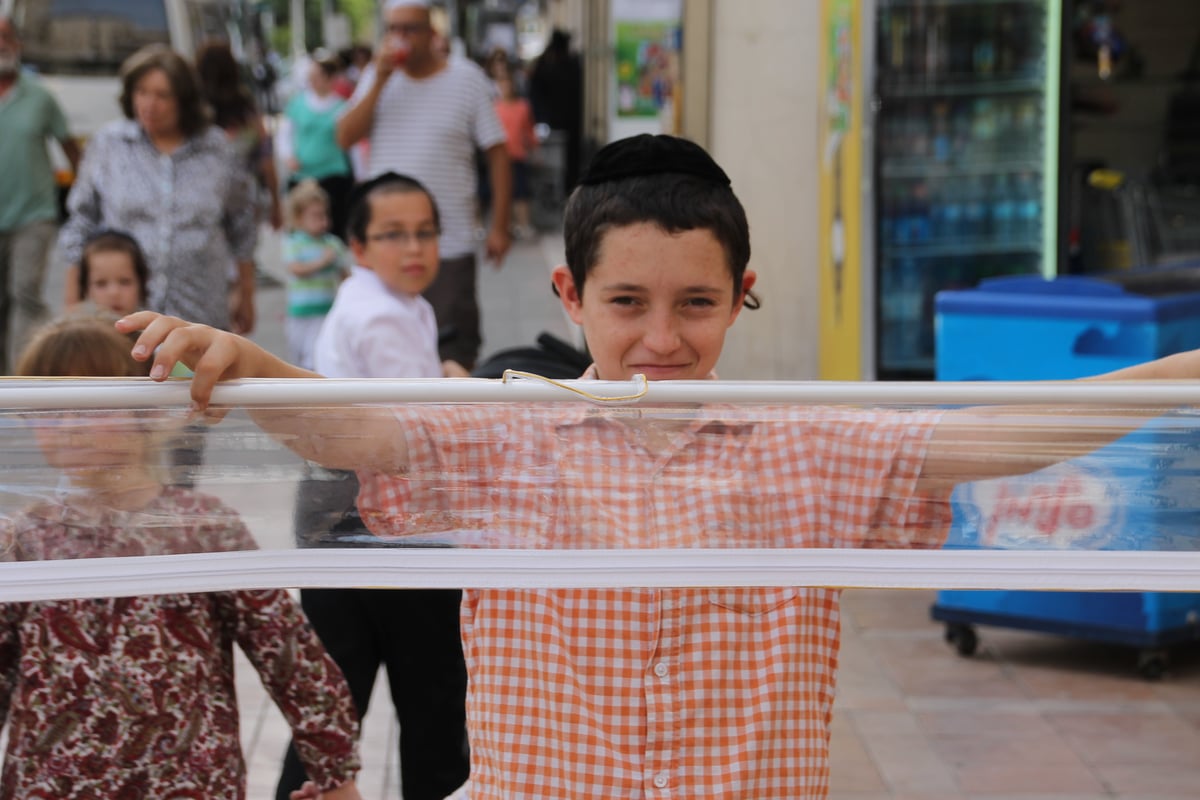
[
  {"left": 3, "top": 377, "right": 1200, "bottom": 408},
  {"left": 2, "top": 549, "right": 1199, "bottom": 601}
]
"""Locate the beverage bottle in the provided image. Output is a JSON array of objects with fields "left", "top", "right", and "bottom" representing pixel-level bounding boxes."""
[
  {"left": 911, "top": 180, "right": 933, "bottom": 243},
  {"left": 926, "top": 9, "right": 949, "bottom": 79},
  {"left": 963, "top": 176, "right": 987, "bottom": 240},
  {"left": 973, "top": 7, "right": 997, "bottom": 77},
  {"left": 971, "top": 98, "right": 997, "bottom": 161},
  {"left": 895, "top": 257, "right": 923, "bottom": 363},
  {"left": 939, "top": 178, "right": 964, "bottom": 241},
  {"left": 888, "top": 7, "right": 909, "bottom": 76},
  {"left": 952, "top": 102, "right": 973, "bottom": 159},
  {"left": 932, "top": 102, "right": 952, "bottom": 162},
  {"left": 948, "top": 12, "right": 972, "bottom": 77},
  {"left": 879, "top": 184, "right": 896, "bottom": 245},
  {"left": 989, "top": 174, "right": 1017, "bottom": 241},
  {"left": 909, "top": 103, "right": 930, "bottom": 158},
  {"left": 1015, "top": 172, "right": 1042, "bottom": 241},
  {"left": 997, "top": 9, "right": 1016, "bottom": 75}
]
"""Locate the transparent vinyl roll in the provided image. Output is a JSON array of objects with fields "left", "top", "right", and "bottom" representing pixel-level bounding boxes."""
[{"left": 1, "top": 377, "right": 1199, "bottom": 600}]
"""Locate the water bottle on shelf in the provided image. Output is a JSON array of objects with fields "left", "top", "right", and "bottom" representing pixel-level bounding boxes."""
[
  {"left": 936, "top": 178, "right": 964, "bottom": 242},
  {"left": 962, "top": 176, "right": 988, "bottom": 241},
  {"left": 989, "top": 174, "right": 1017, "bottom": 242},
  {"left": 932, "top": 102, "right": 952, "bottom": 163},
  {"left": 893, "top": 257, "right": 924, "bottom": 364},
  {"left": 1015, "top": 172, "right": 1042, "bottom": 242},
  {"left": 910, "top": 180, "right": 933, "bottom": 244}
]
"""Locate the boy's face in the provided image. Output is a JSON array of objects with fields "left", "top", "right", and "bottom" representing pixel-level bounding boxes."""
[
  {"left": 350, "top": 191, "right": 440, "bottom": 296},
  {"left": 299, "top": 201, "right": 329, "bottom": 238},
  {"left": 551, "top": 222, "right": 756, "bottom": 381},
  {"left": 86, "top": 250, "right": 141, "bottom": 317}
]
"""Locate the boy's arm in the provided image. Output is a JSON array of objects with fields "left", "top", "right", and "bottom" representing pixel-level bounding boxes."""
[
  {"left": 287, "top": 248, "right": 339, "bottom": 277},
  {"left": 117, "top": 312, "right": 410, "bottom": 473},
  {"left": 919, "top": 349, "right": 1200, "bottom": 492}
]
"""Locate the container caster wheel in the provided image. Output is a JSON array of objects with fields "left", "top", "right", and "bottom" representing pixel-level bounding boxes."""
[
  {"left": 1137, "top": 650, "right": 1168, "bottom": 681},
  {"left": 944, "top": 623, "right": 978, "bottom": 657}
]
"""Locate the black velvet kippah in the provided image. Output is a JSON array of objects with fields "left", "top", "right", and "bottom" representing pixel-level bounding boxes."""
[
  {"left": 346, "top": 171, "right": 417, "bottom": 214},
  {"left": 579, "top": 134, "right": 731, "bottom": 187}
]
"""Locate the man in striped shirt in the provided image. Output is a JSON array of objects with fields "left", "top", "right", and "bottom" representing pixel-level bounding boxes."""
[{"left": 337, "top": 0, "right": 512, "bottom": 371}]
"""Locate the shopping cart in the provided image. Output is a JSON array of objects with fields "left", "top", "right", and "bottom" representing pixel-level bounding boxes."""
[
  {"left": 1146, "top": 183, "right": 1200, "bottom": 265},
  {"left": 1079, "top": 168, "right": 1200, "bottom": 271}
]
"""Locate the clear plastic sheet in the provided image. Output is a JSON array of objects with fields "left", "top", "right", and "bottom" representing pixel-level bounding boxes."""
[{"left": 2, "top": 377, "right": 1200, "bottom": 599}]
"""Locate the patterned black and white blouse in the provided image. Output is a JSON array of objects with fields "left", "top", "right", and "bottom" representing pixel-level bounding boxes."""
[{"left": 58, "top": 120, "right": 258, "bottom": 330}]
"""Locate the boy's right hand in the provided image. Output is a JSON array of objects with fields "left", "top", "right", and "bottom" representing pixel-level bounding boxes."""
[{"left": 116, "top": 311, "right": 315, "bottom": 411}]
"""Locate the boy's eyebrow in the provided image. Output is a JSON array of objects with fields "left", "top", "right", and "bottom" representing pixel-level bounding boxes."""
[{"left": 598, "top": 282, "right": 725, "bottom": 293}]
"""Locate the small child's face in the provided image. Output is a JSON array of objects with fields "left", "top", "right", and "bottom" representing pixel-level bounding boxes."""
[
  {"left": 299, "top": 201, "right": 330, "bottom": 237},
  {"left": 551, "top": 222, "right": 756, "bottom": 381},
  {"left": 33, "top": 411, "right": 152, "bottom": 491},
  {"left": 351, "top": 191, "right": 440, "bottom": 296},
  {"left": 86, "top": 250, "right": 142, "bottom": 317}
]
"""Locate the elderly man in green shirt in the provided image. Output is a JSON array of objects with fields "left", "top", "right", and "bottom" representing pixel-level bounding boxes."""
[{"left": 0, "top": 15, "right": 80, "bottom": 371}]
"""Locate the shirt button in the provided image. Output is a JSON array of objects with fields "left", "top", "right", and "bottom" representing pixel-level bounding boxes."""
[
  {"left": 654, "top": 662, "right": 669, "bottom": 678},
  {"left": 653, "top": 772, "right": 669, "bottom": 789}
]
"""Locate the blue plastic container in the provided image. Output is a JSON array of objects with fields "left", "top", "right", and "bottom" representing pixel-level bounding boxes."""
[
  {"left": 936, "top": 275, "right": 1200, "bottom": 380},
  {"left": 932, "top": 275, "right": 1200, "bottom": 668}
]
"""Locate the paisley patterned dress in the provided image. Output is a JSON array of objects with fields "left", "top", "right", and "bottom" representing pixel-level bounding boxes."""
[{"left": 0, "top": 486, "right": 360, "bottom": 799}]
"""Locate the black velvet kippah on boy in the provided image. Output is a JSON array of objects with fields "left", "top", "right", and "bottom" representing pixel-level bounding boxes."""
[
  {"left": 579, "top": 134, "right": 731, "bottom": 187},
  {"left": 345, "top": 171, "right": 410, "bottom": 215}
]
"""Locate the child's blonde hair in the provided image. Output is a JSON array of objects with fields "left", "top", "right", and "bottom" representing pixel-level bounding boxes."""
[
  {"left": 286, "top": 179, "right": 331, "bottom": 230},
  {"left": 17, "top": 313, "right": 144, "bottom": 378}
]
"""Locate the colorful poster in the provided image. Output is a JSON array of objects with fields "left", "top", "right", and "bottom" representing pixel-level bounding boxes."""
[
  {"left": 610, "top": 0, "right": 681, "bottom": 136},
  {"left": 818, "top": 0, "right": 865, "bottom": 379},
  {"left": 614, "top": 19, "right": 679, "bottom": 118}
]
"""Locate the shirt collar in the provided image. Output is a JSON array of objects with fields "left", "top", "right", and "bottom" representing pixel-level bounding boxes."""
[
  {"left": 117, "top": 118, "right": 215, "bottom": 155},
  {"left": 554, "top": 364, "right": 749, "bottom": 433},
  {"left": 0, "top": 71, "right": 28, "bottom": 108}
]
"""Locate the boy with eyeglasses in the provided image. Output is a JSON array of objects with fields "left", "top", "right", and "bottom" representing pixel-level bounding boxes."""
[
  {"left": 337, "top": 0, "right": 512, "bottom": 372},
  {"left": 276, "top": 172, "right": 470, "bottom": 800}
]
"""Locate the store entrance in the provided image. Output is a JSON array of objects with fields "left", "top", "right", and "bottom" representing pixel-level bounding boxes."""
[{"left": 1064, "top": 0, "right": 1200, "bottom": 275}]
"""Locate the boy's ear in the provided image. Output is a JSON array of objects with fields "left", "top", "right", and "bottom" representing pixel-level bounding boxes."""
[
  {"left": 550, "top": 265, "right": 584, "bottom": 324},
  {"left": 349, "top": 237, "right": 369, "bottom": 264},
  {"left": 739, "top": 270, "right": 758, "bottom": 302}
]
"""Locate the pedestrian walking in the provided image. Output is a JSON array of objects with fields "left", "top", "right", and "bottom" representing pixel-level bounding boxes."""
[
  {"left": 275, "top": 174, "right": 469, "bottom": 800},
  {"left": 336, "top": 0, "right": 512, "bottom": 370},
  {"left": 196, "top": 39, "right": 283, "bottom": 231},
  {"left": 279, "top": 51, "right": 355, "bottom": 242},
  {"left": 0, "top": 14, "right": 80, "bottom": 371},
  {"left": 57, "top": 44, "right": 258, "bottom": 334}
]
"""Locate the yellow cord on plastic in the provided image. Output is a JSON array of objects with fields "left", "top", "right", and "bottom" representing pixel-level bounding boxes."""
[{"left": 501, "top": 370, "right": 649, "bottom": 403}]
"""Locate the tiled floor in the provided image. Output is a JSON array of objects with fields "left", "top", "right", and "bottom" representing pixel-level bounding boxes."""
[{"left": 829, "top": 589, "right": 1200, "bottom": 800}]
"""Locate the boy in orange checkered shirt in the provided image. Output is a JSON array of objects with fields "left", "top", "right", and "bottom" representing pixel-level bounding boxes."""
[{"left": 122, "top": 135, "right": 1200, "bottom": 800}]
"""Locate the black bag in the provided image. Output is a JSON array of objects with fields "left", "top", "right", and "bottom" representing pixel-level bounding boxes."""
[{"left": 470, "top": 332, "right": 590, "bottom": 379}]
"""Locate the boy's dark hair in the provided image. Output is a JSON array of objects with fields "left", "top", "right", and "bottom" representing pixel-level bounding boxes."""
[
  {"left": 563, "top": 134, "right": 758, "bottom": 308},
  {"left": 79, "top": 229, "right": 151, "bottom": 306},
  {"left": 344, "top": 172, "right": 441, "bottom": 244}
]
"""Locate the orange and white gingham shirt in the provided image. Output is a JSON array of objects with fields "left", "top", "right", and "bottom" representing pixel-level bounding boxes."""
[{"left": 357, "top": 404, "right": 950, "bottom": 799}]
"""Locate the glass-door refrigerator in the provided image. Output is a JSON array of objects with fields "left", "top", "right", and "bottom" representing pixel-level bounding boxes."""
[{"left": 873, "top": 0, "right": 1062, "bottom": 379}]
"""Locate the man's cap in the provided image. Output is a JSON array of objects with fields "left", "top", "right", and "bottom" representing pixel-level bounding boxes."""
[{"left": 579, "top": 134, "right": 731, "bottom": 188}]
